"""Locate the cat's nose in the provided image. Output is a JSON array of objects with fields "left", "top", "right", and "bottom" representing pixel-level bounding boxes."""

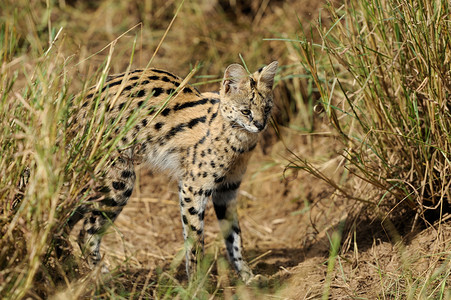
[{"left": 253, "top": 121, "right": 265, "bottom": 131}]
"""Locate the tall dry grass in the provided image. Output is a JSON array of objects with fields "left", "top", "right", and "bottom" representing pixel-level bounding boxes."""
[
  {"left": 285, "top": 0, "right": 450, "bottom": 224},
  {"left": 277, "top": 0, "right": 451, "bottom": 297}
]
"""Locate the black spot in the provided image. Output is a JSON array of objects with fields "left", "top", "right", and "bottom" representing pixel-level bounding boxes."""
[
  {"left": 152, "top": 87, "right": 164, "bottom": 97},
  {"left": 166, "top": 88, "right": 176, "bottom": 95},
  {"left": 188, "top": 207, "right": 198, "bottom": 215},
  {"left": 86, "top": 93, "right": 94, "bottom": 99},
  {"left": 122, "top": 137, "right": 128, "bottom": 143},
  {"left": 88, "top": 195, "right": 101, "bottom": 201},
  {"left": 82, "top": 101, "right": 89, "bottom": 108},
  {"left": 204, "top": 189, "right": 212, "bottom": 197},
  {"left": 183, "top": 87, "right": 193, "bottom": 93},
  {"left": 200, "top": 151, "right": 206, "bottom": 157},
  {"left": 101, "top": 197, "right": 118, "bottom": 206},
  {"left": 154, "top": 122, "right": 164, "bottom": 130},
  {"left": 182, "top": 215, "right": 188, "bottom": 225},
  {"left": 257, "top": 66, "right": 264, "bottom": 73},
  {"left": 103, "top": 211, "right": 118, "bottom": 220},
  {"left": 89, "top": 216, "right": 96, "bottom": 224},
  {"left": 199, "top": 211, "right": 205, "bottom": 221},
  {"left": 148, "top": 75, "right": 160, "bottom": 81},
  {"left": 123, "top": 189, "right": 133, "bottom": 197},
  {"left": 202, "top": 172, "right": 208, "bottom": 178},
  {"left": 142, "top": 119, "right": 148, "bottom": 127},
  {"left": 118, "top": 102, "right": 126, "bottom": 110},
  {"left": 161, "top": 108, "right": 171, "bottom": 116},
  {"left": 210, "top": 161, "right": 216, "bottom": 168},
  {"left": 137, "top": 100, "right": 145, "bottom": 107},
  {"left": 130, "top": 76, "right": 140, "bottom": 80},
  {"left": 96, "top": 185, "right": 111, "bottom": 194},
  {"left": 231, "top": 145, "right": 245, "bottom": 154},
  {"left": 121, "top": 170, "right": 134, "bottom": 178},
  {"left": 87, "top": 227, "right": 97, "bottom": 235},
  {"left": 226, "top": 234, "right": 234, "bottom": 244},
  {"left": 161, "top": 76, "right": 170, "bottom": 82},
  {"left": 184, "top": 197, "right": 192, "bottom": 203},
  {"left": 112, "top": 181, "right": 126, "bottom": 191}
]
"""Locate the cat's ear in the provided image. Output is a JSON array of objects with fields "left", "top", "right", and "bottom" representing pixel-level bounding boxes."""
[
  {"left": 258, "top": 61, "right": 278, "bottom": 90},
  {"left": 222, "top": 64, "right": 248, "bottom": 94}
]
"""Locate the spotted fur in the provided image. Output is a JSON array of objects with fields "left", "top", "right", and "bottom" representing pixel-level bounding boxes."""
[{"left": 62, "top": 61, "right": 278, "bottom": 283}]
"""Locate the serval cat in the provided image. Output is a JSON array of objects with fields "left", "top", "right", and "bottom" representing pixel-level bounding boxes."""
[{"left": 61, "top": 61, "right": 278, "bottom": 283}]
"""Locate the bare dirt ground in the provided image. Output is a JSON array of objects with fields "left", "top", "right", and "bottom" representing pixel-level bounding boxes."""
[{"left": 75, "top": 123, "right": 451, "bottom": 299}]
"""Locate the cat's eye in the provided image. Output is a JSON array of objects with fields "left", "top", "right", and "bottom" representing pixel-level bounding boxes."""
[{"left": 241, "top": 109, "right": 251, "bottom": 116}]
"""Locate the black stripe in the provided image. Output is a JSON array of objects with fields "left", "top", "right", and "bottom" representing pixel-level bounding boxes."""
[
  {"left": 151, "top": 69, "right": 178, "bottom": 79},
  {"left": 183, "top": 87, "right": 193, "bottom": 93},
  {"left": 209, "top": 110, "right": 218, "bottom": 125},
  {"left": 100, "top": 79, "right": 123, "bottom": 93},
  {"left": 165, "top": 123, "right": 186, "bottom": 139},
  {"left": 163, "top": 116, "right": 206, "bottom": 140},
  {"left": 173, "top": 98, "right": 209, "bottom": 111},
  {"left": 188, "top": 116, "right": 206, "bottom": 128}
]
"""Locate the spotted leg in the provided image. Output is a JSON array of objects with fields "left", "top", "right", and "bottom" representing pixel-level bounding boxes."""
[
  {"left": 78, "top": 152, "right": 136, "bottom": 272},
  {"left": 212, "top": 180, "right": 253, "bottom": 282},
  {"left": 178, "top": 181, "right": 212, "bottom": 279}
]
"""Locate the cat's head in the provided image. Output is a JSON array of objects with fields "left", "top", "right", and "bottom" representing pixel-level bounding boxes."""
[{"left": 219, "top": 61, "right": 278, "bottom": 133}]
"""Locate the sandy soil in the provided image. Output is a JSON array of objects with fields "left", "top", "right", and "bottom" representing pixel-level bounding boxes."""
[{"left": 64, "top": 122, "right": 446, "bottom": 299}]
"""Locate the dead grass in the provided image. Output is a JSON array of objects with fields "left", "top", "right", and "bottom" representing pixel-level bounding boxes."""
[{"left": 1, "top": 0, "right": 451, "bottom": 299}]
